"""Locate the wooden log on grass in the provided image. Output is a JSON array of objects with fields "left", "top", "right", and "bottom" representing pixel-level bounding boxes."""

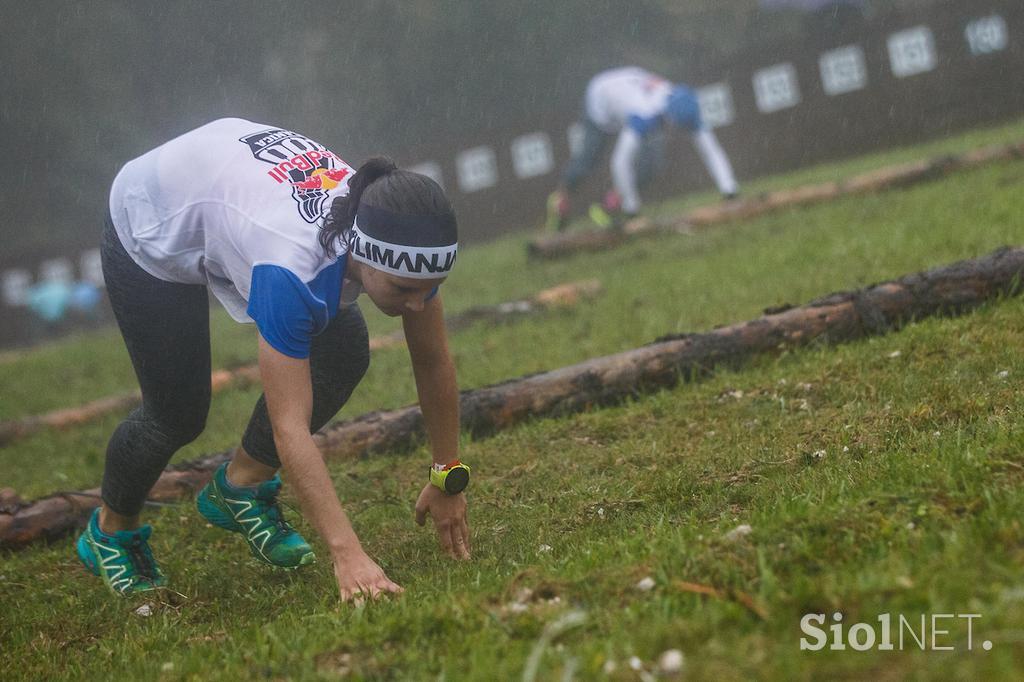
[
  {"left": 527, "top": 227, "right": 631, "bottom": 259},
  {"left": 4, "top": 248, "right": 1022, "bottom": 548},
  {"left": 0, "top": 280, "right": 602, "bottom": 448},
  {"left": 527, "top": 140, "right": 1024, "bottom": 259},
  {"left": 0, "top": 451, "right": 233, "bottom": 546}
]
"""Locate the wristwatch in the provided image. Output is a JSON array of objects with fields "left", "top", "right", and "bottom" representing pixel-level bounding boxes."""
[{"left": 430, "top": 460, "right": 471, "bottom": 495}]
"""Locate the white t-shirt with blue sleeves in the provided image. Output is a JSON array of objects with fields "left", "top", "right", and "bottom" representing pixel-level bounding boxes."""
[{"left": 108, "top": 117, "right": 356, "bottom": 359}]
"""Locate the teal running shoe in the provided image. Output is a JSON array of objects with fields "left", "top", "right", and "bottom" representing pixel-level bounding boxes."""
[
  {"left": 196, "top": 463, "right": 315, "bottom": 569},
  {"left": 76, "top": 508, "right": 167, "bottom": 595}
]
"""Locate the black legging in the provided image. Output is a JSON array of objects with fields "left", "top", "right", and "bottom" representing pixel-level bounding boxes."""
[{"left": 100, "top": 218, "right": 369, "bottom": 516}]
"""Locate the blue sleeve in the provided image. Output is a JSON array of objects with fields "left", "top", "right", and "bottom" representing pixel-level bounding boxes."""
[
  {"left": 247, "top": 264, "right": 316, "bottom": 359},
  {"left": 425, "top": 285, "right": 439, "bottom": 302},
  {"left": 626, "top": 114, "right": 662, "bottom": 136}
]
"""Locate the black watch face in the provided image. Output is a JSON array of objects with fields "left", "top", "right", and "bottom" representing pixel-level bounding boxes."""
[{"left": 444, "top": 467, "right": 469, "bottom": 494}]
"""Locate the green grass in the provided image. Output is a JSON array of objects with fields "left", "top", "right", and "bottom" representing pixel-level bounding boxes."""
[
  {"left": 3, "top": 118, "right": 1024, "bottom": 680},
  {"left": 4, "top": 118, "right": 1024, "bottom": 497},
  {"left": 3, "top": 116, "right": 1024, "bottom": 422}
]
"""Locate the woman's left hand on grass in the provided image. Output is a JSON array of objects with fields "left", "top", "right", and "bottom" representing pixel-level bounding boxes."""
[{"left": 414, "top": 484, "right": 470, "bottom": 560}]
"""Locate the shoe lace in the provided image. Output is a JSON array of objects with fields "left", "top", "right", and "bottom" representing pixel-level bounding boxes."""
[
  {"left": 255, "top": 488, "right": 292, "bottom": 534},
  {"left": 125, "top": 539, "right": 159, "bottom": 582}
]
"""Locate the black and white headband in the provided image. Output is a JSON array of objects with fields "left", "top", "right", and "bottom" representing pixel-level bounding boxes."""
[{"left": 346, "top": 204, "right": 458, "bottom": 280}]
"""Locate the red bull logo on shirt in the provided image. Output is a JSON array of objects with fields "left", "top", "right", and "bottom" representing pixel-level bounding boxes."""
[
  {"left": 239, "top": 128, "right": 353, "bottom": 223},
  {"left": 289, "top": 167, "right": 350, "bottom": 191}
]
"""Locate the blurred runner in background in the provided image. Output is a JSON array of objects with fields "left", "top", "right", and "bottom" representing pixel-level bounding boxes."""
[{"left": 547, "top": 66, "right": 740, "bottom": 231}]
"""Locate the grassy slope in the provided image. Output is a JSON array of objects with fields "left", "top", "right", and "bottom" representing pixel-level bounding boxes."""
[
  {"left": 2, "top": 119, "right": 1024, "bottom": 679},
  {"left": 3, "top": 118, "right": 1024, "bottom": 497},
  {"left": 4, "top": 117, "right": 1024, "bottom": 418}
]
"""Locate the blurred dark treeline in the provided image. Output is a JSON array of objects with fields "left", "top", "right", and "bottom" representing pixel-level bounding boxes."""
[{"left": 1, "top": 0, "right": 929, "bottom": 261}]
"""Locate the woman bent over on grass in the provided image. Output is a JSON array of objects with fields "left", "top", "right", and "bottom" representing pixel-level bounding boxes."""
[{"left": 77, "top": 118, "right": 471, "bottom": 601}]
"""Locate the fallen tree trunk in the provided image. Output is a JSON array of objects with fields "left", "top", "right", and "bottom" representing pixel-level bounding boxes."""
[
  {"left": 0, "top": 280, "right": 602, "bottom": 448},
  {"left": 528, "top": 141, "right": 1024, "bottom": 259},
  {"left": 3, "top": 248, "right": 1022, "bottom": 548}
]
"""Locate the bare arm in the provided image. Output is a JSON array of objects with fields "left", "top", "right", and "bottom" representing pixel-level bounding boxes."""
[
  {"left": 257, "top": 333, "right": 402, "bottom": 598},
  {"left": 611, "top": 127, "right": 642, "bottom": 214},
  {"left": 402, "top": 293, "right": 459, "bottom": 466},
  {"left": 257, "top": 334, "right": 361, "bottom": 553},
  {"left": 692, "top": 128, "right": 739, "bottom": 196},
  {"left": 402, "top": 293, "right": 471, "bottom": 559}
]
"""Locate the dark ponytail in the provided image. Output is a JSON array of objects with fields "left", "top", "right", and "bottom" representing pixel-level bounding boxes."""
[
  {"left": 319, "top": 156, "right": 457, "bottom": 259},
  {"left": 319, "top": 156, "right": 397, "bottom": 258}
]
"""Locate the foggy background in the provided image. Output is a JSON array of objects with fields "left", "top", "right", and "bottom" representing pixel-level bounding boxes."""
[
  {"left": 1, "top": 0, "right": 1019, "bottom": 347},
  {"left": 0, "top": 0, "right": 925, "bottom": 257}
]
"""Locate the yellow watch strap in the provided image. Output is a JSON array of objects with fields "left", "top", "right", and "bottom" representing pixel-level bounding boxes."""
[{"left": 429, "top": 461, "right": 470, "bottom": 494}]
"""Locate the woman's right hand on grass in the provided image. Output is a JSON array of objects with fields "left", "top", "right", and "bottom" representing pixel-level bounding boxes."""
[{"left": 333, "top": 550, "right": 404, "bottom": 602}]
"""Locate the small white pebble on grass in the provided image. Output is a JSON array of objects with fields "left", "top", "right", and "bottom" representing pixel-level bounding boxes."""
[
  {"left": 998, "top": 370, "right": 1009, "bottom": 379},
  {"left": 842, "top": 446, "right": 850, "bottom": 453},
  {"left": 629, "top": 656, "right": 644, "bottom": 671},
  {"left": 597, "top": 507, "right": 605, "bottom": 518},
  {"left": 724, "top": 524, "right": 753, "bottom": 542},
  {"left": 134, "top": 603, "right": 153, "bottom": 617},
  {"left": 602, "top": 659, "right": 617, "bottom": 674},
  {"left": 538, "top": 544, "right": 552, "bottom": 554},
  {"left": 933, "top": 431, "right": 941, "bottom": 437},
  {"left": 636, "top": 576, "right": 656, "bottom": 592},
  {"left": 999, "top": 587, "right": 1024, "bottom": 603},
  {"left": 658, "top": 649, "right": 685, "bottom": 674},
  {"left": 812, "top": 449, "right": 826, "bottom": 460},
  {"left": 509, "top": 602, "right": 529, "bottom": 614},
  {"left": 906, "top": 522, "right": 916, "bottom": 530},
  {"left": 887, "top": 350, "right": 902, "bottom": 358},
  {"left": 497, "top": 301, "right": 532, "bottom": 314},
  {"left": 161, "top": 662, "right": 174, "bottom": 672}
]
